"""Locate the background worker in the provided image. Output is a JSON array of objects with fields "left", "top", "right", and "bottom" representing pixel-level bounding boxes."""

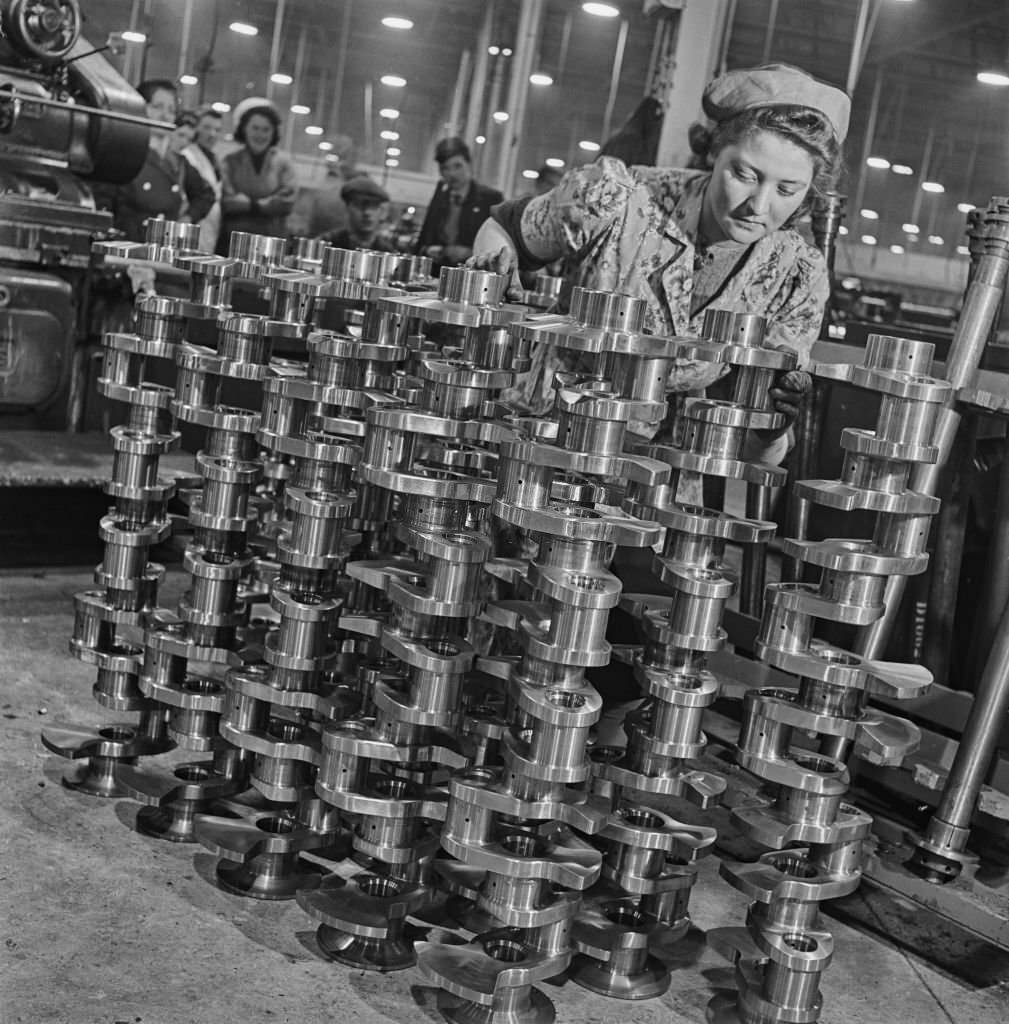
[
  {"left": 321, "top": 175, "right": 396, "bottom": 252},
  {"left": 416, "top": 136, "right": 503, "bottom": 269}
]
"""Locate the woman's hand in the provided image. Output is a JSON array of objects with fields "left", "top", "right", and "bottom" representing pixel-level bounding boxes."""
[
  {"left": 769, "top": 369, "right": 813, "bottom": 425},
  {"left": 466, "top": 244, "right": 523, "bottom": 300}
]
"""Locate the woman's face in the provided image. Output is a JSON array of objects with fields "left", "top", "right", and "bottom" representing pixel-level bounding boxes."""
[
  {"left": 244, "top": 113, "right": 275, "bottom": 154},
  {"left": 701, "top": 130, "right": 814, "bottom": 244},
  {"left": 146, "top": 88, "right": 177, "bottom": 125},
  {"left": 196, "top": 114, "right": 221, "bottom": 151},
  {"left": 170, "top": 123, "right": 194, "bottom": 154}
]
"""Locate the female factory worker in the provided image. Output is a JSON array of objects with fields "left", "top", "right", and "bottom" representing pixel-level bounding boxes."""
[
  {"left": 474, "top": 63, "right": 850, "bottom": 446},
  {"left": 219, "top": 97, "right": 298, "bottom": 252},
  {"left": 474, "top": 64, "right": 850, "bottom": 744}
]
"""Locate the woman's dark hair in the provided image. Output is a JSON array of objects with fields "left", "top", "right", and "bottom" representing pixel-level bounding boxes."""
[
  {"left": 137, "top": 78, "right": 177, "bottom": 103},
  {"left": 235, "top": 105, "right": 281, "bottom": 147},
  {"left": 688, "top": 105, "right": 843, "bottom": 215}
]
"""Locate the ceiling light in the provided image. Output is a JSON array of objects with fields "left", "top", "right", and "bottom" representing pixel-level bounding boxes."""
[
  {"left": 382, "top": 16, "right": 413, "bottom": 29},
  {"left": 579, "top": 140, "right": 601, "bottom": 152},
  {"left": 386, "top": 158, "right": 399, "bottom": 167},
  {"left": 179, "top": 74, "right": 198, "bottom": 86},
  {"left": 529, "top": 73, "right": 553, "bottom": 86},
  {"left": 386, "top": 147, "right": 401, "bottom": 156},
  {"left": 318, "top": 141, "right": 333, "bottom": 151},
  {"left": 861, "top": 235, "right": 877, "bottom": 245},
  {"left": 381, "top": 74, "right": 407, "bottom": 87},
  {"left": 492, "top": 111, "right": 509, "bottom": 123},
  {"left": 488, "top": 46, "right": 500, "bottom": 55},
  {"left": 229, "top": 22, "right": 258, "bottom": 36},
  {"left": 583, "top": 2, "right": 620, "bottom": 16},
  {"left": 891, "top": 163, "right": 914, "bottom": 175},
  {"left": 866, "top": 156, "right": 890, "bottom": 169},
  {"left": 379, "top": 108, "right": 400, "bottom": 119},
  {"left": 922, "top": 181, "right": 945, "bottom": 193},
  {"left": 838, "top": 225, "right": 849, "bottom": 235},
  {"left": 290, "top": 104, "right": 310, "bottom": 115},
  {"left": 860, "top": 208, "right": 879, "bottom": 219},
  {"left": 977, "top": 71, "right": 1009, "bottom": 86},
  {"left": 271, "top": 73, "right": 293, "bottom": 85},
  {"left": 121, "top": 30, "right": 146, "bottom": 43},
  {"left": 380, "top": 129, "right": 400, "bottom": 141},
  {"left": 545, "top": 158, "right": 565, "bottom": 168},
  {"left": 502, "top": 48, "right": 512, "bottom": 56},
  {"left": 889, "top": 244, "right": 905, "bottom": 254},
  {"left": 522, "top": 169, "right": 539, "bottom": 179},
  {"left": 305, "top": 126, "right": 324, "bottom": 136},
  {"left": 475, "top": 135, "right": 486, "bottom": 144},
  {"left": 928, "top": 234, "right": 944, "bottom": 244},
  {"left": 902, "top": 222, "right": 920, "bottom": 233},
  {"left": 957, "top": 202, "right": 976, "bottom": 213},
  {"left": 957, "top": 245, "right": 970, "bottom": 255},
  {"left": 211, "top": 101, "right": 231, "bottom": 113}
]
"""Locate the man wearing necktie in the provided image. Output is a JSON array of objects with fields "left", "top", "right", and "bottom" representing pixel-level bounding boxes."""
[{"left": 416, "top": 136, "right": 504, "bottom": 270}]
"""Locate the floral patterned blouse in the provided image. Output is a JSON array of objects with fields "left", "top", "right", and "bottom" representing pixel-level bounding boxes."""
[{"left": 493, "top": 156, "right": 829, "bottom": 421}]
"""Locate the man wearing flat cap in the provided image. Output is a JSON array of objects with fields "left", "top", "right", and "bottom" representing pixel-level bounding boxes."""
[
  {"left": 322, "top": 175, "right": 396, "bottom": 252},
  {"left": 416, "top": 136, "right": 503, "bottom": 269}
]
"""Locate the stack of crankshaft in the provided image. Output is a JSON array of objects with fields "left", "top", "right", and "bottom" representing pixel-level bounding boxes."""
[
  {"left": 707, "top": 334, "right": 940, "bottom": 1024},
  {"left": 46, "top": 219, "right": 943, "bottom": 1024}
]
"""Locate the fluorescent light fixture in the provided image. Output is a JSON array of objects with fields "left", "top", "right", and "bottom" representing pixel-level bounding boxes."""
[
  {"left": 380, "top": 75, "right": 407, "bottom": 87},
  {"left": 921, "top": 181, "right": 945, "bottom": 193},
  {"left": 290, "top": 104, "right": 311, "bottom": 115},
  {"left": 578, "top": 139, "right": 600, "bottom": 152},
  {"left": 545, "top": 158, "right": 565, "bottom": 168},
  {"left": 902, "top": 222, "right": 920, "bottom": 233},
  {"left": 121, "top": 30, "right": 146, "bottom": 43},
  {"left": 891, "top": 163, "right": 914, "bottom": 175},
  {"left": 889, "top": 244, "right": 905, "bottom": 254},
  {"left": 305, "top": 125, "right": 324, "bottom": 136},
  {"left": 386, "top": 158, "right": 399, "bottom": 167},
  {"left": 583, "top": 2, "right": 620, "bottom": 16},
  {"left": 488, "top": 46, "right": 500, "bottom": 55},
  {"left": 866, "top": 156, "right": 890, "bottom": 169},
  {"left": 522, "top": 169, "right": 539, "bottom": 179},
  {"left": 861, "top": 234, "right": 877, "bottom": 245},
  {"left": 318, "top": 141, "right": 333, "bottom": 151},
  {"left": 978, "top": 71, "right": 1009, "bottom": 86},
  {"left": 379, "top": 108, "right": 400, "bottom": 119},
  {"left": 271, "top": 73, "right": 293, "bottom": 85},
  {"left": 860, "top": 208, "right": 879, "bottom": 219},
  {"left": 386, "top": 147, "right": 401, "bottom": 156},
  {"left": 382, "top": 16, "right": 413, "bottom": 29},
  {"left": 211, "top": 101, "right": 231, "bottom": 113},
  {"left": 957, "top": 202, "right": 976, "bottom": 213},
  {"left": 179, "top": 74, "right": 198, "bottom": 86},
  {"left": 502, "top": 48, "right": 512, "bottom": 56},
  {"left": 957, "top": 245, "right": 970, "bottom": 255},
  {"left": 380, "top": 129, "right": 400, "bottom": 141},
  {"left": 229, "top": 21, "right": 258, "bottom": 36},
  {"left": 529, "top": 73, "right": 553, "bottom": 86},
  {"left": 838, "top": 225, "right": 849, "bottom": 235},
  {"left": 492, "top": 111, "right": 509, "bottom": 123},
  {"left": 928, "top": 234, "right": 944, "bottom": 244},
  {"left": 475, "top": 135, "right": 486, "bottom": 144}
]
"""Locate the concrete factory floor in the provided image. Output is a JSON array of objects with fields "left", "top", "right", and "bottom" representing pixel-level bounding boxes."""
[{"left": 3, "top": 566, "right": 1009, "bottom": 1024}]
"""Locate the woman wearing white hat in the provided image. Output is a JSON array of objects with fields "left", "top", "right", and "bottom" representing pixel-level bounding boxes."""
[{"left": 219, "top": 97, "right": 298, "bottom": 251}]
